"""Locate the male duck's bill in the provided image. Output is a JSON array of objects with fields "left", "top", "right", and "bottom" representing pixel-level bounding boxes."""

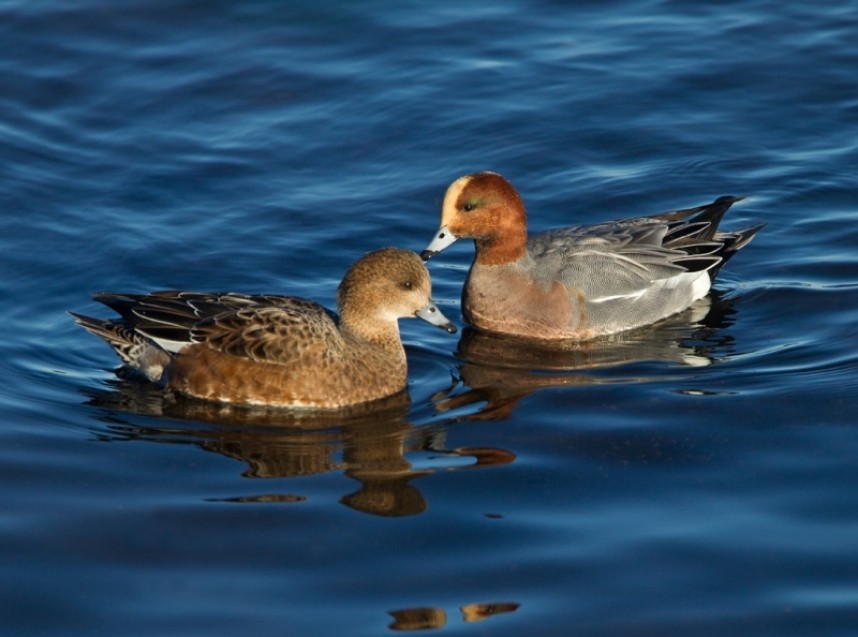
[{"left": 421, "top": 226, "right": 458, "bottom": 260}]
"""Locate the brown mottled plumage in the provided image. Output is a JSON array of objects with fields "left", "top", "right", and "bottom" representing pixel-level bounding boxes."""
[{"left": 70, "top": 248, "right": 456, "bottom": 408}]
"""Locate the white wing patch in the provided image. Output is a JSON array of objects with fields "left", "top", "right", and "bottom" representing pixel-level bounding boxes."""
[
  {"left": 590, "top": 270, "right": 711, "bottom": 304},
  {"left": 148, "top": 337, "right": 192, "bottom": 354},
  {"left": 590, "top": 289, "right": 648, "bottom": 304}
]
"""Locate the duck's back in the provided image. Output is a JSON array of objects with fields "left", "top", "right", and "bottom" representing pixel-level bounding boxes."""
[
  {"left": 463, "top": 197, "right": 760, "bottom": 339},
  {"left": 167, "top": 297, "right": 407, "bottom": 408}
]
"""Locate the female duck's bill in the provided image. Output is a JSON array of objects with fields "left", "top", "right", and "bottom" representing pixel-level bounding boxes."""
[{"left": 416, "top": 300, "right": 457, "bottom": 333}]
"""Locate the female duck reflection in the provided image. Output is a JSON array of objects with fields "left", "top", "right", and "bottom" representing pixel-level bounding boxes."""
[{"left": 86, "top": 386, "right": 515, "bottom": 518}]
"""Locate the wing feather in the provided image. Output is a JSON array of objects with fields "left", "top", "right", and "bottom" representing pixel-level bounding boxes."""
[
  {"left": 190, "top": 302, "right": 341, "bottom": 366},
  {"left": 93, "top": 291, "right": 339, "bottom": 361}
]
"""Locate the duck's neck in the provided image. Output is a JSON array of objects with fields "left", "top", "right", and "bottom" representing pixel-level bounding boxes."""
[
  {"left": 474, "top": 226, "right": 528, "bottom": 266},
  {"left": 340, "top": 310, "right": 404, "bottom": 356}
]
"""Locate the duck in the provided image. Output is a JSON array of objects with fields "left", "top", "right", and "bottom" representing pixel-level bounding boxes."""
[
  {"left": 421, "top": 172, "right": 762, "bottom": 340},
  {"left": 71, "top": 247, "right": 456, "bottom": 408}
]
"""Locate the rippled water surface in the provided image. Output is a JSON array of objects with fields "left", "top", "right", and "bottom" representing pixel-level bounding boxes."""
[{"left": 3, "top": 1, "right": 858, "bottom": 635}]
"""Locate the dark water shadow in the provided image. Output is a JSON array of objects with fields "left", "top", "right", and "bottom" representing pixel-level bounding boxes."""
[
  {"left": 435, "top": 291, "right": 742, "bottom": 421},
  {"left": 81, "top": 383, "right": 513, "bottom": 517}
]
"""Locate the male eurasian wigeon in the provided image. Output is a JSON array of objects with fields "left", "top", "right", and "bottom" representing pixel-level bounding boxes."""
[
  {"left": 422, "top": 172, "right": 762, "bottom": 340},
  {"left": 71, "top": 248, "right": 456, "bottom": 408}
]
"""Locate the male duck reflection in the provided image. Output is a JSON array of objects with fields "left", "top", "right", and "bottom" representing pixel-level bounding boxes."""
[
  {"left": 422, "top": 172, "right": 762, "bottom": 340},
  {"left": 71, "top": 248, "right": 456, "bottom": 408}
]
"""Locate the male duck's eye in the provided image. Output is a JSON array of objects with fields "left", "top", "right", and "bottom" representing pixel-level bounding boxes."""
[{"left": 462, "top": 202, "right": 477, "bottom": 212}]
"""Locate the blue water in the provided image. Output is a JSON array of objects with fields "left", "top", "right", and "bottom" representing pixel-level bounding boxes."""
[{"left": 2, "top": 0, "right": 857, "bottom": 634}]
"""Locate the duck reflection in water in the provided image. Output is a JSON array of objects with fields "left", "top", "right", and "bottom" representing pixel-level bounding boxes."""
[
  {"left": 388, "top": 601, "right": 520, "bottom": 631},
  {"left": 84, "top": 385, "right": 514, "bottom": 517},
  {"left": 435, "top": 289, "right": 742, "bottom": 420}
]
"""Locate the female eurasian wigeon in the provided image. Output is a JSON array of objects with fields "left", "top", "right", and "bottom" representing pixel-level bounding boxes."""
[
  {"left": 71, "top": 248, "right": 456, "bottom": 408},
  {"left": 422, "top": 172, "right": 762, "bottom": 340}
]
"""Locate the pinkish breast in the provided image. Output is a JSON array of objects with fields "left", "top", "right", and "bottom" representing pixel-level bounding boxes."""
[{"left": 462, "top": 265, "right": 594, "bottom": 339}]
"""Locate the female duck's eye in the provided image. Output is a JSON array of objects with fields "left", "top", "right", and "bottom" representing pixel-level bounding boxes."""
[
  {"left": 462, "top": 202, "right": 477, "bottom": 212},
  {"left": 402, "top": 281, "right": 413, "bottom": 290}
]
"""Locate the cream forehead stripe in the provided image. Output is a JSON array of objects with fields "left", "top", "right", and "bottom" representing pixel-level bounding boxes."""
[{"left": 440, "top": 175, "right": 473, "bottom": 225}]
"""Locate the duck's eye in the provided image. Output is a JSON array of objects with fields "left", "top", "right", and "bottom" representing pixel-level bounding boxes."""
[
  {"left": 462, "top": 202, "right": 477, "bottom": 212},
  {"left": 401, "top": 280, "right": 413, "bottom": 290}
]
